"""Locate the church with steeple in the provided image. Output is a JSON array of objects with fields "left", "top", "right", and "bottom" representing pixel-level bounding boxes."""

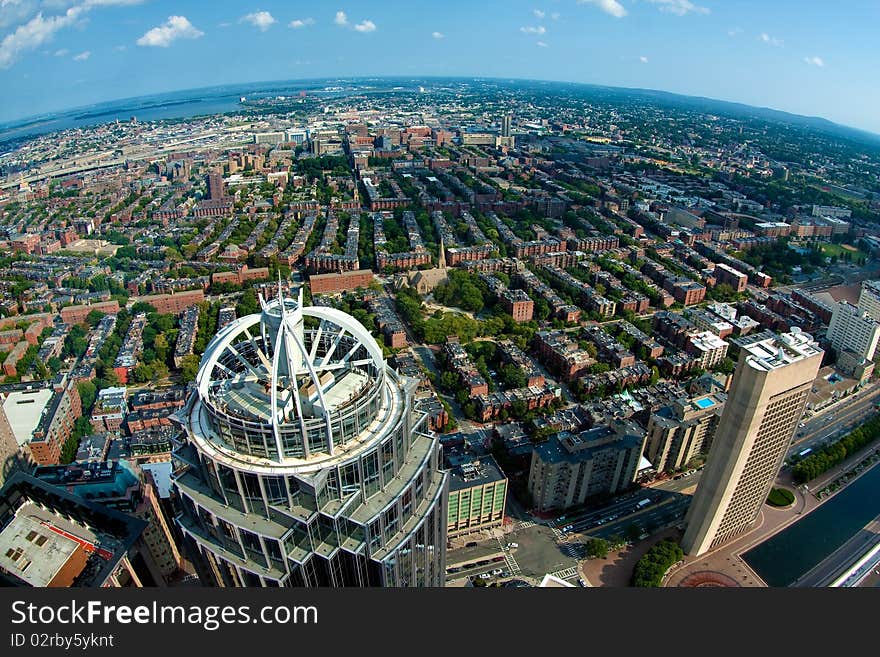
[{"left": 400, "top": 237, "right": 449, "bottom": 295}]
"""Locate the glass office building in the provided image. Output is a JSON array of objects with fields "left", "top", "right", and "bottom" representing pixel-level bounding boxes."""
[{"left": 172, "top": 290, "right": 448, "bottom": 586}]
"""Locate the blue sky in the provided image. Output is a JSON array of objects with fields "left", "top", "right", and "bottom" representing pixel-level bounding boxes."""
[{"left": 1, "top": 0, "right": 878, "bottom": 133}]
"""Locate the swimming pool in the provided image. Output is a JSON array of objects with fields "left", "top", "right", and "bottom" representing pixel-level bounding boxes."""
[{"left": 694, "top": 397, "right": 715, "bottom": 410}]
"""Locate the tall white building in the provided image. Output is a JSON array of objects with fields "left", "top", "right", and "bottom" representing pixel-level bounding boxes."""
[
  {"left": 681, "top": 330, "right": 822, "bottom": 556},
  {"left": 857, "top": 280, "right": 880, "bottom": 323},
  {"left": 827, "top": 301, "right": 880, "bottom": 362}
]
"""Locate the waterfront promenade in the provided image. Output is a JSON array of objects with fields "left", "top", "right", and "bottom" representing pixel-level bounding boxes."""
[{"left": 665, "top": 443, "right": 880, "bottom": 587}]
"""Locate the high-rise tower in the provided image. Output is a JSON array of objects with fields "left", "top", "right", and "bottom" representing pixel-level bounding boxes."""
[
  {"left": 172, "top": 290, "right": 448, "bottom": 586},
  {"left": 501, "top": 114, "right": 512, "bottom": 138},
  {"left": 681, "top": 330, "right": 822, "bottom": 556}
]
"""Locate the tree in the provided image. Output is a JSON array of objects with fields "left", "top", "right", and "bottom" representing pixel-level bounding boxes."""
[
  {"left": 76, "top": 381, "right": 97, "bottom": 412},
  {"left": 584, "top": 538, "right": 610, "bottom": 559},
  {"left": 86, "top": 310, "right": 106, "bottom": 327},
  {"left": 179, "top": 354, "right": 200, "bottom": 383},
  {"left": 236, "top": 289, "right": 260, "bottom": 317}
]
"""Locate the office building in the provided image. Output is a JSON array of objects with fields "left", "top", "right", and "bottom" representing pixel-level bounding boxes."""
[
  {"left": 446, "top": 453, "right": 507, "bottom": 538},
  {"left": 172, "top": 290, "right": 448, "bottom": 587},
  {"left": 33, "top": 460, "right": 185, "bottom": 585},
  {"left": 857, "top": 280, "right": 880, "bottom": 322},
  {"left": 528, "top": 420, "right": 645, "bottom": 512},
  {"left": 827, "top": 300, "right": 880, "bottom": 362},
  {"left": 0, "top": 473, "right": 148, "bottom": 587},
  {"left": 681, "top": 330, "right": 822, "bottom": 556},
  {"left": 501, "top": 114, "right": 512, "bottom": 137}
]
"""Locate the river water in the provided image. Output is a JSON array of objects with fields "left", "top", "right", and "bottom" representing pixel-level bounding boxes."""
[{"left": 742, "top": 462, "right": 880, "bottom": 586}]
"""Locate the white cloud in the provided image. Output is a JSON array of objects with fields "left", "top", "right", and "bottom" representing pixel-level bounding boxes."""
[
  {"left": 431, "top": 31, "right": 444, "bottom": 39},
  {"left": 639, "top": 55, "right": 648, "bottom": 63},
  {"left": 53, "top": 47, "right": 67, "bottom": 56},
  {"left": 520, "top": 25, "right": 546, "bottom": 35},
  {"left": 536, "top": 40, "right": 548, "bottom": 47},
  {"left": 759, "top": 32, "right": 783, "bottom": 47},
  {"left": 240, "top": 11, "right": 276, "bottom": 31},
  {"left": 577, "top": 0, "right": 627, "bottom": 18},
  {"left": 551, "top": 12, "right": 560, "bottom": 20},
  {"left": 803, "top": 55, "right": 824, "bottom": 67},
  {"left": 0, "top": 0, "right": 37, "bottom": 29},
  {"left": 647, "top": 0, "right": 708, "bottom": 16},
  {"left": 136, "top": 15, "right": 203, "bottom": 47},
  {"left": 288, "top": 17, "right": 315, "bottom": 28},
  {"left": 72, "top": 49, "right": 88, "bottom": 60},
  {"left": 533, "top": 9, "right": 545, "bottom": 19},
  {"left": 0, "top": 5, "right": 83, "bottom": 69},
  {"left": 353, "top": 19, "right": 375, "bottom": 33},
  {"left": 334, "top": 10, "right": 347, "bottom": 26},
  {"left": 728, "top": 27, "right": 742, "bottom": 37}
]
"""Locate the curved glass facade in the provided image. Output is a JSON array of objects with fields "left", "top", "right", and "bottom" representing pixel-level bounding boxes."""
[{"left": 172, "top": 295, "right": 448, "bottom": 587}]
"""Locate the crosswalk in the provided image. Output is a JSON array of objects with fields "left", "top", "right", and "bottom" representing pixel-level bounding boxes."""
[
  {"left": 560, "top": 543, "right": 583, "bottom": 558},
  {"left": 498, "top": 538, "right": 522, "bottom": 575},
  {"left": 515, "top": 520, "right": 537, "bottom": 531},
  {"left": 550, "top": 566, "right": 578, "bottom": 580}
]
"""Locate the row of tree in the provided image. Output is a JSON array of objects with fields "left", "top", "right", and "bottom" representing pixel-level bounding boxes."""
[{"left": 792, "top": 413, "right": 880, "bottom": 484}]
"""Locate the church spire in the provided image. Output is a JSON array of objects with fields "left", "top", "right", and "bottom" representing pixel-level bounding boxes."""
[{"left": 438, "top": 236, "right": 447, "bottom": 270}]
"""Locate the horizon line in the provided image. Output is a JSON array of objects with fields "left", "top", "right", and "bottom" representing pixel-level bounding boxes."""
[{"left": 1, "top": 74, "right": 878, "bottom": 143}]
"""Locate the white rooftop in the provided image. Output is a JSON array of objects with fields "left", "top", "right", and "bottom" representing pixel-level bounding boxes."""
[
  {"left": 0, "top": 514, "right": 84, "bottom": 587},
  {"left": 744, "top": 330, "right": 822, "bottom": 371},
  {"left": 2, "top": 388, "right": 54, "bottom": 447}
]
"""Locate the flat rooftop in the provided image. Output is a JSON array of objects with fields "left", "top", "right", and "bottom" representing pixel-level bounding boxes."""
[
  {"left": 744, "top": 331, "right": 822, "bottom": 371},
  {"left": 2, "top": 388, "right": 54, "bottom": 448},
  {"left": 0, "top": 512, "right": 85, "bottom": 587}
]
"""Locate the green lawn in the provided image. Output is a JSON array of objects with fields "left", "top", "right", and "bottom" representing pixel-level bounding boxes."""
[
  {"left": 818, "top": 243, "right": 866, "bottom": 260},
  {"left": 767, "top": 488, "right": 795, "bottom": 507}
]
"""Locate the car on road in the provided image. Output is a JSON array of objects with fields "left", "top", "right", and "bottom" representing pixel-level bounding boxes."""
[
  {"left": 492, "top": 556, "right": 505, "bottom": 562},
  {"left": 491, "top": 568, "right": 503, "bottom": 576},
  {"left": 476, "top": 560, "right": 491, "bottom": 566},
  {"left": 478, "top": 573, "right": 491, "bottom": 580},
  {"left": 563, "top": 524, "right": 574, "bottom": 532},
  {"left": 577, "top": 579, "right": 587, "bottom": 587},
  {"left": 465, "top": 541, "right": 478, "bottom": 548},
  {"left": 507, "top": 542, "right": 518, "bottom": 548}
]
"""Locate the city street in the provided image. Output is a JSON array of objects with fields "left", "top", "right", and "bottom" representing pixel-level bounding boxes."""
[{"left": 789, "top": 383, "right": 880, "bottom": 459}]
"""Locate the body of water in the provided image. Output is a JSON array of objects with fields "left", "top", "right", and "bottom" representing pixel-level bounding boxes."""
[{"left": 743, "top": 462, "right": 880, "bottom": 586}]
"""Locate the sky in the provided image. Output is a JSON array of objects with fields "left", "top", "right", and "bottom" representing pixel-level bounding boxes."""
[{"left": 1, "top": 0, "right": 878, "bottom": 134}]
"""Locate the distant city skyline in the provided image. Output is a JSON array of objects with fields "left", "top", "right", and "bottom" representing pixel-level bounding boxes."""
[{"left": 0, "top": 1, "right": 879, "bottom": 134}]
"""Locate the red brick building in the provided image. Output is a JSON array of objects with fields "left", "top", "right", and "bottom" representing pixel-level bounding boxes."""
[
  {"left": 309, "top": 269, "right": 375, "bottom": 295},
  {"left": 135, "top": 289, "right": 204, "bottom": 315},
  {"left": 61, "top": 300, "right": 120, "bottom": 325}
]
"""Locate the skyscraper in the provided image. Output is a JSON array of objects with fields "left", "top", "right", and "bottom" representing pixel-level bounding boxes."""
[
  {"left": 172, "top": 290, "right": 448, "bottom": 587},
  {"left": 501, "top": 114, "right": 512, "bottom": 137},
  {"left": 681, "top": 330, "right": 822, "bottom": 556}
]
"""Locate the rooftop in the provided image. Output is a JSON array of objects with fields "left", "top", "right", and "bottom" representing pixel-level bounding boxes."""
[{"left": 2, "top": 387, "right": 54, "bottom": 448}]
